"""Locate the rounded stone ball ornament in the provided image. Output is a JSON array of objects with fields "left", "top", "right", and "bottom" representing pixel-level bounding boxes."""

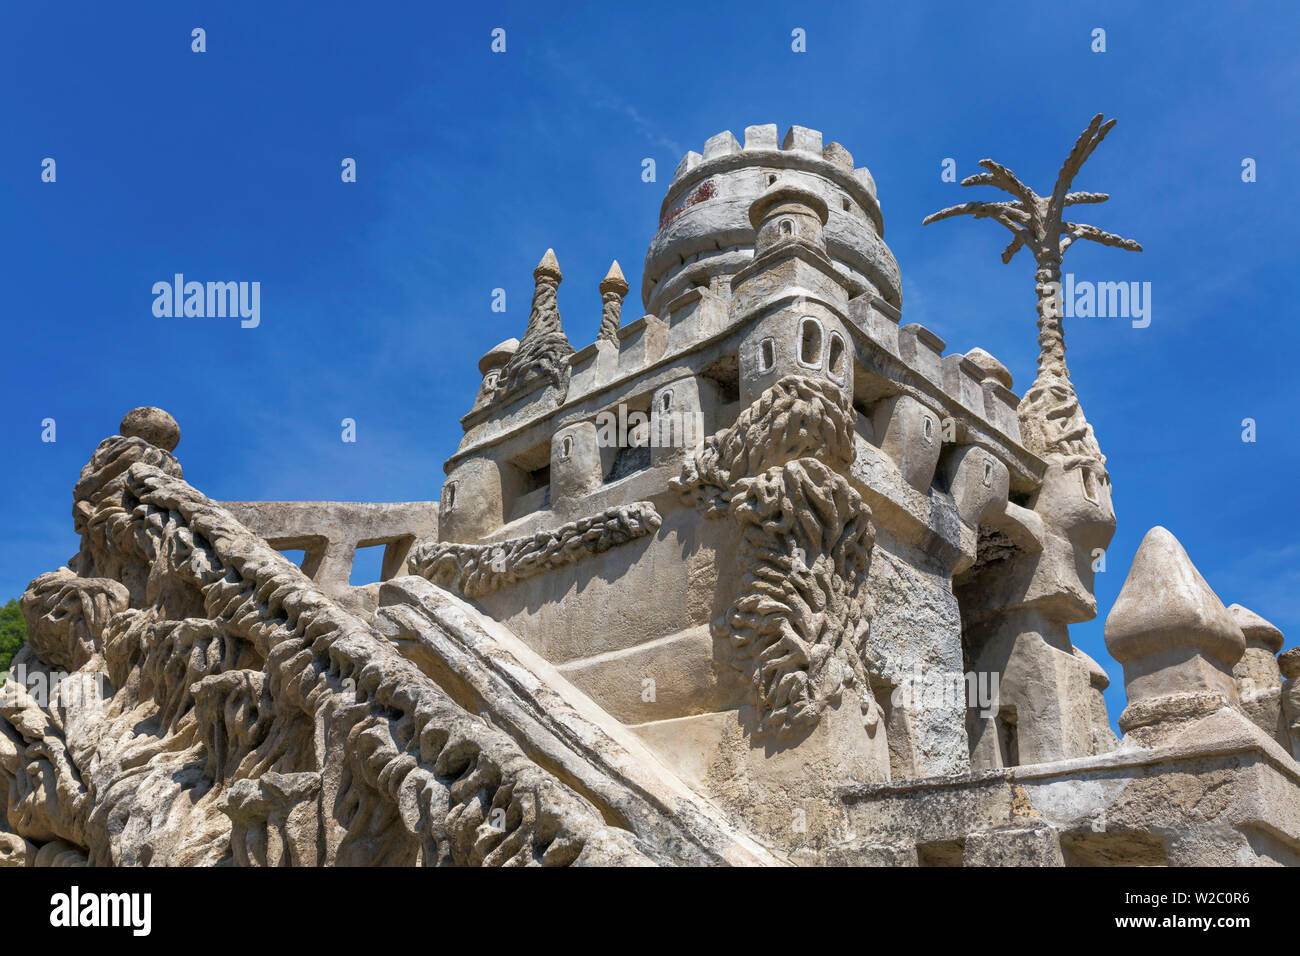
[{"left": 120, "top": 406, "right": 180, "bottom": 452}]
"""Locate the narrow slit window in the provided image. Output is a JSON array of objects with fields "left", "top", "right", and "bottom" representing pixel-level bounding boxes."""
[
  {"left": 560, "top": 435, "right": 573, "bottom": 460},
  {"left": 661, "top": 390, "right": 673, "bottom": 412},
  {"left": 758, "top": 337, "right": 775, "bottom": 373},
  {"left": 922, "top": 416, "right": 934, "bottom": 443},
  {"left": 798, "top": 318, "right": 823, "bottom": 368},
  {"left": 826, "top": 332, "right": 845, "bottom": 382},
  {"left": 1081, "top": 468, "right": 1099, "bottom": 503},
  {"left": 996, "top": 707, "right": 1019, "bottom": 768},
  {"left": 444, "top": 482, "right": 457, "bottom": 511},
  {"left": 982, "top": 460, "right": 993, "bottom": 488},
  {"left": 780, "top": 218, "right": 793, "bottom": 236}
]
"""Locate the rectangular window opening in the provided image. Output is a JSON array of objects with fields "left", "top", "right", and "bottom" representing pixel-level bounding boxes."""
[
  {"left": 349, "top": 543, "right": 387, "bottom": 587},
  {"left": 917, "top": 839, "right": 965, "bottom": 867}
]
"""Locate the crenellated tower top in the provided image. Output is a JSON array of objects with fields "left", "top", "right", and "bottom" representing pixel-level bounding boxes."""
[{"left": 643, "top": 124, "right": 900, "bottom": 317}]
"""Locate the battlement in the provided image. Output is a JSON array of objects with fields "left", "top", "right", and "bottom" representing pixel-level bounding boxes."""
[
  {"left": 667, "top": 124, "right": 878, "bottom": 214},
  {"left": 845, "top": 295, "right": 1024, "bottom": 445},
  {"left": 447, "top": 146, "right": 1038, "bottom": 553},
  {"left": 644, "top": 124, "right": 900, "bottom": 317}
]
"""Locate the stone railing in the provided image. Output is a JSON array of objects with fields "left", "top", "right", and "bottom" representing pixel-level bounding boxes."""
[{"left": 219, "top": 499, "right": 439, "bottom": 594}]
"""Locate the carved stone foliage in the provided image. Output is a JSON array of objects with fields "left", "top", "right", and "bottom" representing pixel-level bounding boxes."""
[
  {"left": 221, "top": 771, "right": 323, "bottom": 867},
  {"left": 1, "top": 676, "right": 91, "bottom": 850},
  {"left": 673, "top": 375, "right": 877, "bottom": 738},
  {"left": 1, "top": 431, "right": 654, "bottom": 867},
  {"left": 1017, "top": 375, "right": 1108, "bottom": 480},
  {"left": 409, "top": 502, "right": 662, "bottom": 598}
]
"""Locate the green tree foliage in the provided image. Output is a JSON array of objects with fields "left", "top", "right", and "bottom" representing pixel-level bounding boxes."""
[{"left": 0, "top": 599, "right": 27, "bottom": 680}]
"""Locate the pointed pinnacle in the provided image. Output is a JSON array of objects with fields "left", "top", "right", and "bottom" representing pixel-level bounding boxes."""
[
  {"left": 534, "top": 248, "right": 562, "bottom": 284},
  {"left": 599, "top": 260, "right": 629, "bottom": 297},
  {"left": 1105, "top": 526, "right": 1245, "bottom": 668}
]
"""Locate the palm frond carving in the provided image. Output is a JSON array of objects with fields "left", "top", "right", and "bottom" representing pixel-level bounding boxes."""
[{"left": 923, "top": 115, "right": 1142, "bottom": 475}]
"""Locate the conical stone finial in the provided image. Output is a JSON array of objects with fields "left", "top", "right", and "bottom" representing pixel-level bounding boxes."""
[
  {"left": 534, "top": 248, "right": 563, "bottom": 283},
  {"left": 1105, "top": 526, "right": 1245, "bottom": 735},
  {"left": 120, "top": 406, "right": 180, "bottom": 452},
  {"left": 597, "top": 260, "right": 628, "bottom": 344},
  {"left": 599, "top": 260, "right": 628, "bottom": 297}
]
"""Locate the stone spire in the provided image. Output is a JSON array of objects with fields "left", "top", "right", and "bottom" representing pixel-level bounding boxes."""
[
  {"left": 498, "top": 249, "right": 575, "bottom": 399},
  {"left": 1105, "top": 526, "right": 1245, "bottom": 738},
  {"left": 597, "top": 260, "right": 628, "bottom": 345}
]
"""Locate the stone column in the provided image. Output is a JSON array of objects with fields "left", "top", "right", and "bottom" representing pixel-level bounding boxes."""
[
  {"left": 956, "top": 459, "right": 1117, "bottom": 770},
  {"left": 497, "top": 249, "right": 574, "bottom": 400}
]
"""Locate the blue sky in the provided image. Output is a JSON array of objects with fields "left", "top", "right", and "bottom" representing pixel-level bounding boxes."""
[{"left": 3, "top": 1, "right": 1297, "bottom": 725}]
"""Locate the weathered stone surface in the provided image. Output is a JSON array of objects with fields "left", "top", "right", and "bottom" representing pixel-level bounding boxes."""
[
  {"left": 964, "top": 824, "right": 1064, "bottom": 866},
  {"left": 9, "top": 116, "right": 1296, "bottom": 867},
  {"left": 841, "top": 707, "right": 1300, "bottom": 866},
  {"left": 2, "top": 431, "right": 657, "bottom": 867}
]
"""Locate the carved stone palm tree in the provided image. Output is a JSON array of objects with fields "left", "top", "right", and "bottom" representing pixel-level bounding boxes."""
[{"left": 923, "top": 114, "right": 1141, "bottom": 477}]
